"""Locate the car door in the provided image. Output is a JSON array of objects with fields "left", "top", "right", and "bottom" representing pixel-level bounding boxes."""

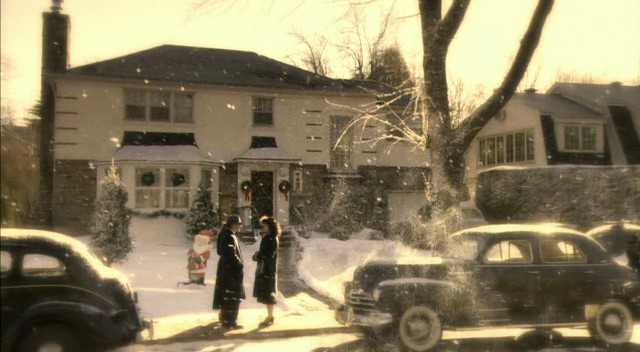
[
  {"left": 474, "top": 237, "right": 542, "bottom": 325},
  {"left": 537, "top": 237, "right": 593, "bottom": 323}
]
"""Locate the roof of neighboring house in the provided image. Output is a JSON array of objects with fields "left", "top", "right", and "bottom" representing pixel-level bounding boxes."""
[
  {"left": 548, "top": 82, "right": 640, "bottom": 114},
  {"left": 64, "top": 45, "right": 361, "bottom": 93},
  {"left": 512, "top": 92, "right": 603, "bottom": 119}
]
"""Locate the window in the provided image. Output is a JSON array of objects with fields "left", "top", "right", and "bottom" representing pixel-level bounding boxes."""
[
  {"left": 540, "top": 240, "right": 587, "bottom": 263},
  {"left": 165, "top": 168, "right": 190, "bottom": 208},
  {"left": 200, "top": 169, "right": 214, "bottom": 203},
  {"left": 135, "top": 167, "right": 192, "bottom": 209},
  {"left": 293, "top": 170, "right": 303, "bottom": 192},
  {"left": 22, "top": 253, "right": 66, "bottom": 277},
  {"left": 124, "top": 89, "right": 193, "bottom": 123},
  {"left": 253, "top": 97, "right": 274, "bottom": 125},
  {"left": 330, "top": 115, "right": 353, "bottom": 170},
  {"left": 484, "top": 240, "right": 533, "bottom": 264},
  {"left": 562, "top": 124, "right": 598, "bottom": 151},
  {"left": 124, "top": 89, "right": 146, "bottom": 120},
  {"left": 149, "top": 92, "right": 171, "bottom": 122},
  {"left": 135, "top": 168, "right": 161, "bottom": 208},
  {"left": 1, "top": 251, "right": 12, "bottom": 278},
  {"left": 479, "top": 130, "right": 534, "bottom": 167}
]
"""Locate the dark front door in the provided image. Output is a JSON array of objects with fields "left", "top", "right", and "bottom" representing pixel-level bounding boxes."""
[{"left": 251, "top": 171, "right": 273, "bottom": 222}]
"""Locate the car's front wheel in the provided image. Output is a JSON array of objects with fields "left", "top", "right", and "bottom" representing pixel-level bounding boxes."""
[
  {"left": 16, "top": 323, "right": 86, "bottom": 352},
  {"left": 398, "top": 305, "right": 442, "bottom": 352},
  {"left": 588, "top": 301, "right": 634, "bottom": 345}
]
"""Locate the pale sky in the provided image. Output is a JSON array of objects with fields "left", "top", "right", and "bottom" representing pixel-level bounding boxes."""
[{"left": 1, "top": 0, "right": 639, "bottom": 119}]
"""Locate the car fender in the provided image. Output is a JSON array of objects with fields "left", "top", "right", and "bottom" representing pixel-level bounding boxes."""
[{"left": 374, "top": 278, "right": 475, "bottom": 325}]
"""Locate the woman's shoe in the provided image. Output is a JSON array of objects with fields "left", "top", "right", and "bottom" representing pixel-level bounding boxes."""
[{"left": 258, "top": 316, "right": 274, "bottom": 327}]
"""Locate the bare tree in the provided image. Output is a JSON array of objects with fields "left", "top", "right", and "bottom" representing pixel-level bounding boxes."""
[
  {"left": 334, "top": 3, "right": 395, "bottom": 79},
  {"left": 288, "top": 31, "right": 332, "bottom": 76}
]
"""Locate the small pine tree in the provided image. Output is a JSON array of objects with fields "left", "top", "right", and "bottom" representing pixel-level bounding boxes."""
[
  {"left": 184, "top": 183, "right": 218, "bottom": 240},
  {"left": 91, "top": 163, "right": 132, "bottom": 266}
]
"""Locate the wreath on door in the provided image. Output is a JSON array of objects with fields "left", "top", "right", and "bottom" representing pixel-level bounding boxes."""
[
  {"left": 279, "top": 180, "right": 292, "bottom": 201},
  {"left": 240, "top": 180, "right": 253, "bottom": 201}
]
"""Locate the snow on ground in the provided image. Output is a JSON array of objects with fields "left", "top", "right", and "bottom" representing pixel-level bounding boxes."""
[
  {"left": 107, "top": 217, "right": 640, "bottom": 351},
  {"left": 107, "top": 217, "right": 428, "bottom": 351}
]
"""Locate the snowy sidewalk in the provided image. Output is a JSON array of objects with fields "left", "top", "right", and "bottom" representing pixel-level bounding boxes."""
[{"left": 136, "top": 308, "right": 355, "bottom": 345}]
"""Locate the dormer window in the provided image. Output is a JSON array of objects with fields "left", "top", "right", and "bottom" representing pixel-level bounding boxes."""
[{"left": 563, "top": 125, "right": 597, "bottom": 151}]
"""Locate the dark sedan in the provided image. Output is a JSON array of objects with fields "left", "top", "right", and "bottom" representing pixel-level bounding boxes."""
[
  {"left": 1, "top": 228, "right": 148, "bottom": 352},
  {"left": 336, "top": 224, "right": 640, "bottom": 351}
]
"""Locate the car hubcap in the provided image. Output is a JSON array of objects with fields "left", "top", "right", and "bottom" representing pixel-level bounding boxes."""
[
  {"left": 406, "top": 315, "right": 433, "bottom": 343},
  {"left": 602, "top": 310, "right": 624, "bottom": 336},
  {"left": 38, "top": 342, "right": 64, "bottom": 352}
]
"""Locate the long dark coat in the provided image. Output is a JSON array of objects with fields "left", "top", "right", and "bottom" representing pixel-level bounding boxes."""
[
  {"left": 253, "top": 232, "right": 279, "bottom": 304},
  {"left": 212, "top": 228, "right": 245, "bottom": 309}
]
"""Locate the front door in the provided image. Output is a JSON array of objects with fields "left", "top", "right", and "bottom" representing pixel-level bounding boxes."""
[{"left": 251, "top": 171, "right": 273, "bottom": 222}]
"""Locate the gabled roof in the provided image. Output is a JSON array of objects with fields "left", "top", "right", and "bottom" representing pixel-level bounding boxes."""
[
  {"left": 65, "top": 45, "right": 360, "bottom": 93},
  {"left": 512, "top": 92, "right": 603, "bottom": 119},
  {"left": 548, "top": 82, "right": 640, "bottom": 112}
]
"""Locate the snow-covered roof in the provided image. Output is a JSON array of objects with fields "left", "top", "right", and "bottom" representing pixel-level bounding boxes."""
[
  {"left": 234, "top": 147, "right": 300, "bottom": 163},
  {"left": 101, "top": 145, "right": 224, "bottom": 165}
]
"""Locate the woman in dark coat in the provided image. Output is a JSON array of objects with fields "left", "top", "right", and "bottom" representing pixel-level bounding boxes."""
[
  {"left": 252, "top": 216, "right": 280, "bottom": 327},
  {"left": 212, "top": 214, "right": 245, "bottom": 329}
]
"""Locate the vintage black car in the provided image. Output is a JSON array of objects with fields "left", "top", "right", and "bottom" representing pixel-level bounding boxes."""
[
  {"left": 335, "top": 224, "right": 640, "bottom": 351},
  {"left": 1, "top": 229, "right": 148, "bottom": 352}
]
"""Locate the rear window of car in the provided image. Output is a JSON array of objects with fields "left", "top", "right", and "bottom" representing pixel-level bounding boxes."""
[
  {"left": 22, "top": 253, "right": 66, "bottom": 277},
  {"left": 540, "top": 240, "right": 587, "bottom": 263},
  {"left": 1, "top": 250, "right": 12, "bottom": 278}
]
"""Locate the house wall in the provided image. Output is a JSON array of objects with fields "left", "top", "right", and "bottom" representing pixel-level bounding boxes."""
[
  {"left": 52, "top": 159, "right": 96, "bottom": 235},
  {"left": 464, "top": 101, "right": 546, "bottom": 199},
  {"left": 51, "top": 78, "right": 430, "bottom": 234},
  {"left": 53, "top": 79, "right": 428, "bottom": 168}
]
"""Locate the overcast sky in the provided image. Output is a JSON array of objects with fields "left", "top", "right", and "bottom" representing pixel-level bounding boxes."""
[{"left": 1, "top": 0, "right": 639, "bottom": 118}]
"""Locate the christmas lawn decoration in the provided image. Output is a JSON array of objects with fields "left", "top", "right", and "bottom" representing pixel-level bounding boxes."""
[{"left": 178, "top": 229, "right": 213, "bottom": 286}]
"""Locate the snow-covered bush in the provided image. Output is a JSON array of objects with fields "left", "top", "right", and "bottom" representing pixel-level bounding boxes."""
[
  {"left": 91, "top": 164, "right": 132, "bottom": 266},
  {"left": 184, "top": 183, "right": 218, "bottom": 240}
]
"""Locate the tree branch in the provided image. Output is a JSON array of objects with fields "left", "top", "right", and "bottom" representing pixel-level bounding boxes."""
[
  {"left": 461, "top": 0, "right": 554, "bottom": 148},
  {"left": 436, "top": 0, "right": 470, "bottom": 45}
]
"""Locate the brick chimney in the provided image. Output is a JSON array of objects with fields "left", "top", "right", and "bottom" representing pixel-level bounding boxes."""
[{"left": 38, "top": 0, "right": 70, "bottom": 227}]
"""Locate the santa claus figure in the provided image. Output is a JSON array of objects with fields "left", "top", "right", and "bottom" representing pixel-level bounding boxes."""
[{"left": 185, "top": 229, "right": 213, "bottom": 285}]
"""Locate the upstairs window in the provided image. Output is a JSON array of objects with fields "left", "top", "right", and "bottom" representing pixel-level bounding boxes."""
[
  {"left": 253, "top": 97, "right": 274, "bottom": 125},
  {"left": 124, "top": 89, "right": 193, "bottom": 123}
]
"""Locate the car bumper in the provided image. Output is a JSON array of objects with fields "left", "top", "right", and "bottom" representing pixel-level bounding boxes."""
[{"left": 335, "top": 304, "right": 393, "bottom": 327}]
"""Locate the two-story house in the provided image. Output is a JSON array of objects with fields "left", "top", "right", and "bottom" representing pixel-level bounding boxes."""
[
  {"left": 39, "top": 4, "right": 430, "bottom": 235},
  {"left": 464, "top": 83, "right": 640, "bottom": 199}
]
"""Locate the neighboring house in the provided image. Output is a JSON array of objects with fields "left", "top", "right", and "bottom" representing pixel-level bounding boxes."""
[
  {"left": 464, "top": 83, "right": 640, "bottom": 199},
  {"left": 39, "top": 5, "right": 430, "bottom": 235}
]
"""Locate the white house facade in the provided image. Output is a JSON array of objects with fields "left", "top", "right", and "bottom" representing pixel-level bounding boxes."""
[{"left": 40, "top": 6, "right": 430, "bottom": 235}]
